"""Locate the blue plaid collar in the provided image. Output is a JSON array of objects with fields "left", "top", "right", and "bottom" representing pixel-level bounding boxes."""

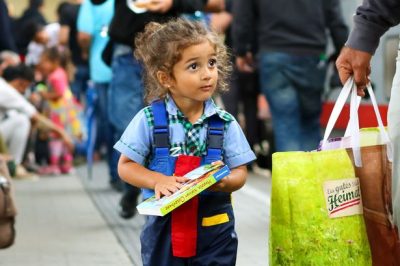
[{"left": 164, "top": 94, "right": 233, "bottom": 122}]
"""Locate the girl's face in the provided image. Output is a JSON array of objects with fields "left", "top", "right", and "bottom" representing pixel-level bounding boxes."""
[
  {"left": 38, "top": 55, "right": 57, "bottom": 76},
  {"left": 167, "top": 40, "right": 218, "bottom": 105}
]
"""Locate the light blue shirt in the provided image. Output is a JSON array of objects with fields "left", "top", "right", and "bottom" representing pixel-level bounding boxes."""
[
  {"left": 77, "top": 0, "right": 114, "bottom": 83},
  {"left": 114, "top": 97, "right": 256, "bottom": 169}
]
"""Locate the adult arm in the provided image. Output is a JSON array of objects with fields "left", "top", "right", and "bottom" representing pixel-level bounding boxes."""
[
  {"left": 31, "top": 113, "right": 74, "bottom": 151},
  {"left": 347, "top": 0, "right": 400, "bottom": 55},
  {"left": 0, "top": 79, "right": 73, "bottom": 150},
  {"left": 59, "top": 26, "right": 70, "bottom": 46},
  {"left": 325, "top": 0, "right": 349, "bottom": 55},
  {"left": 76, "top": 0, "right": 93, "bottom": 60},
  {"left": 232, "top": 0, "right": 255, "bottom": 72},
  {"left": 58, "top": 4, "right": 70, "bottom": 46},
  {"left": 336, "top": 0, "right": 400, "bottom": 94},
  {"left": 0, "top": 0, "right": 17, "bottom": 52}
]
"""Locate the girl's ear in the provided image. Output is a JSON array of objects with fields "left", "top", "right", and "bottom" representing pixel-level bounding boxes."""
[{"left": 156, "top": 70, "right": 172, "bottom": 89}]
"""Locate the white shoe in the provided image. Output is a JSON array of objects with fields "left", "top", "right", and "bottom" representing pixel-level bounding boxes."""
[{"left": 14, "top": 165, "right": 39, "bottom": 180}]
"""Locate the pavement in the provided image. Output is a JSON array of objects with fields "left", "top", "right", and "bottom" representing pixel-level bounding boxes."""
[{"left": 0, "top": 162, "right": 271, "bottom": 266}]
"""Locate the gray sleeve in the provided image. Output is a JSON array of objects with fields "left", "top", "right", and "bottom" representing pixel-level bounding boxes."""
[{"left": 346, "top": 0, "right": 400, "bottom": 54}]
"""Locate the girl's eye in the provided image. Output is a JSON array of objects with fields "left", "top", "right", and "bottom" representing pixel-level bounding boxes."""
[
  {"left": 189, "top": 63, "right": 197, "bottom": 70},
  {"left": 208, "top": 58, "right": 217, "bottom": 67}
]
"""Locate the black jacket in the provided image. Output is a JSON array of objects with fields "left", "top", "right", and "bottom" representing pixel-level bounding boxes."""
[
  {"left": 108, "top": 0, "right": 208, "bottom": 47},
  {"left": 232, "top": 0, "right": 348, "bottom": 56}
]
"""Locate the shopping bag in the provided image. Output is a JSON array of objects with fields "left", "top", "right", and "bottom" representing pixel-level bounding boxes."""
[
  {"left": 270, "top": 78, "right": 373, "bottom": 265},
  {"left": 320, "top": 81, "right": 400, "bottom": 265},
  {"left": 270, "top": 149, "right": 372, "bottom": 265},
  {"left": 0, "top": 158, "right": 17, "bottom": 249}
]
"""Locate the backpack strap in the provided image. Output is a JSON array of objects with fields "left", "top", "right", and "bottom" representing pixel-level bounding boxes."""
[
  {"left": 151, "top": 100, "right": 169, "bottom": 158},
  {"left": 204, "top": 114, "right": 225, "bottom": 164}
]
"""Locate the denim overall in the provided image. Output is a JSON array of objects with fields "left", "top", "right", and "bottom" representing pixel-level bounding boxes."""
[{"left": 140, "top": 100, "right": 238, "bottom": 266}]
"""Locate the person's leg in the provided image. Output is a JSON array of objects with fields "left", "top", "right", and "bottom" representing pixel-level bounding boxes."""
[
  {"left": 239, "top": 70, "right": 260, "bottom": 147},
  {"left": 93, "top": 82, "right": 122, "bottom": 190},
  {"left": 0, "top": 113, "right": 31, "bottom": 164},
  {"left": 108, "top": 53, "right": 144, "bottom": 133},
  {"left": 109, "top": 51, "right": 143, "bottom": 218},
  {"left": 289, "top": 56, "right": 326, "bottom": 151},
  {"left": 60, "top": 143, "right": 73, "bottom": 174},
  {"left": 71, "top": 64, "right": 90, "bottom": 102},
  {"left": 191, "top": 196, "right": 238, "bottom": 266},
  {"left": 258, "top": 52, "right": 302, "bottom": 152},
  {"left": 43, "top": 139, "right": 63, "bottom": 175}
]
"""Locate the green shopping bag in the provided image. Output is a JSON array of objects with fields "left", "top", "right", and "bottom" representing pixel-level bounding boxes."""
[
  {"left": 269, "top": 78, "right": 372, "bottom": 265},
  {"left": 270, "top": 149, "right": 371, "bottom": 265}
]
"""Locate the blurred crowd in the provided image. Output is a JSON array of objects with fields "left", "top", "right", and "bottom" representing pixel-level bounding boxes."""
[{"left": 0, "top": 0, "right": 348, "bottom": 219}]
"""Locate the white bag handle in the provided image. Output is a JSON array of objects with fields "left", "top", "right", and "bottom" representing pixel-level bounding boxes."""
[
  {"left": 349, "top": 80, "right": 361, "bottom": 166},
  {"left": 322, "top": 77, "right": 393, "bottom": 165},
  {"left": 321, "top": 77, "right": 361, "bottom": 166},
  {"left": 344, "top": 84, "right": 390, "bottom": 143},
  {"left": 366, "top": 84, "right": 393, "bottom": 161},
  {"left": 344, "top": 83, "right": 392, "bottom": 162},
  {"left": 322, "top": 77, "right": 354, "bottom": 143}
]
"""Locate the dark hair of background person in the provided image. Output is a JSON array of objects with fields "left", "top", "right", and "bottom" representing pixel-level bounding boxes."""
[
  {"left": 29, "top": 0, "right": 44, "bottom": 9},
  {"left": 2, "top": 64, "right": 35, "bottom": 82},
  {"left": 14, "top": 0, "right": 47, "bottom": 55}
]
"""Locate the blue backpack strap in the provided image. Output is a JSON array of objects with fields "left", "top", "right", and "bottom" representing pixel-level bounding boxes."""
[
  {"left": 151, "top": 100, "right": 169, "bottom": 158},
  {"left": 205, "top": 114, "right": 224, "bottom": 164}
]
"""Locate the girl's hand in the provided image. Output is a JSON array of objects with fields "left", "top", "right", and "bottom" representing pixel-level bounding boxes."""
[
  {"left": 154, "top": 175, "right": 189, "bottom": 199},
  {"left": 208, "top": 165, "right": 248, "bottom": 193},
  {"left": 208, "top": 175, "right": 230, "bottom": 192}
]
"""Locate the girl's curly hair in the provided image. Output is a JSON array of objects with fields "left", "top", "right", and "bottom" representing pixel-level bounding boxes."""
[{"left": 134, "top": 18, "right": 232, "bottom": 103}]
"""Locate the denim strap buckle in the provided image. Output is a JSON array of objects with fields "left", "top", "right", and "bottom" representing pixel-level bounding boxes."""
[
  {"left": 207, "top": 127, "right": 224, "bottom": 149},
  {"left": 153, "top": 126, "right": 169, "bottom": 148}
]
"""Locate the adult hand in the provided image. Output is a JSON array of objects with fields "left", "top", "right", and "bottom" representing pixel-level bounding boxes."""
[
  {"left": 236, "top": 52, "right": 255, "bottom": 73},
  {"left": 146, "top": 0, "right": 173, "bottom": 13},
  {"left": 336, "top": 46, "right": 372, "bottom": 97}
]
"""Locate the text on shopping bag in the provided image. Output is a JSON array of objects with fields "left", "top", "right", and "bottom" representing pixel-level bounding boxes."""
[{"left": 323, "top": 178, "right": 363, "bottom": 218}]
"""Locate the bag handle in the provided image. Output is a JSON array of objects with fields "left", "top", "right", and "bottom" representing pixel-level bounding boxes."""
[
  {"left": 344, "top": 84, "right": 390, "bottom": 143},
  {"left": 366, "top": 84, "right": 393, "bottom": 161},
  {"left": 322, "top": 77, "right": 353, "bottom": 143},
  {"left": 321, "top": 77, "right": 361, "bottom": 166},
  {"left": 344, "top": 83, "right": 392, "bottom": 162},
  {"left": 322, "top": 77, "right": 393, "bottom": 165}
]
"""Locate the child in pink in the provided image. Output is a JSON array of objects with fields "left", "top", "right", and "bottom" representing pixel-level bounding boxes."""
[{"left": 37, "top": 47, "right": 81, "bottom": 174}]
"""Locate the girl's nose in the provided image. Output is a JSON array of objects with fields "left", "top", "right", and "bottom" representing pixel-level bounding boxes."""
[{"left": 201, "top": 67, "right": 212, "bottom": 80}]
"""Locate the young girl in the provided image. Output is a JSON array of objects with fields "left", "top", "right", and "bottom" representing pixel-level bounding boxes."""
[
  {"left": 37, "top": 47, "right": 81, "bottom": 174},
  {"left": 114, "top": 19, "right": 256, "bottom": 266}
]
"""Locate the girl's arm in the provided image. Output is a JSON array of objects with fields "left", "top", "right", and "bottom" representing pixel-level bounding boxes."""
[
  {"left": 209, "top": 164, "right": 248, "bottom": 193},
  {"left": 118, "top": 155, "right": 188, "bottom": 199},
  {"left": 40, "top": 90, "right": 62, "bottom": 101}
]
